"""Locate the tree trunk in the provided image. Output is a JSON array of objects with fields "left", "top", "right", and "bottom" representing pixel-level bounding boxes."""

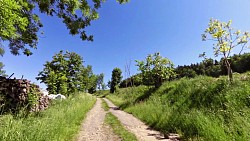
[
  {"left": 155, "top": 76, "right": 162, "bottom": 88},
  {"left": 228, "top": 66, "right": 233, "bottom": 82},
  {"left": 225, "top": 59, "right": 233, "bottom": 82}
]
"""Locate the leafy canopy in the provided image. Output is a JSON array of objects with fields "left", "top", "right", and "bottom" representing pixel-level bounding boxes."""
[
  {"left": 36, "top": 50, "right": 101, "bottom": 95},
  {"left": 202, "top": 19, "right": 250, "bottom": 57},
  {"left": 0, "top": 0, "right": 129, "bottom": 56},
  {"left": 136, "top": 52, "right": 175, "bottom": 88}
]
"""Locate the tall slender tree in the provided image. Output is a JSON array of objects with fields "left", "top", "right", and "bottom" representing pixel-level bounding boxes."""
[{"left": 110, "top": 68, "right": 122, "bottom": 93}]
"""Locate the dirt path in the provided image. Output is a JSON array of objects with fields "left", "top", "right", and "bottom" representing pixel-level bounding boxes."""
[
  {"left": 76, "top": 98, "right": 121, "bottom": 141},
  {"left": 103, "top": 98, "right": 179, "bottom": 141}
]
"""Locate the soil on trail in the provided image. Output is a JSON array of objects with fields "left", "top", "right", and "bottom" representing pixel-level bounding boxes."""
[
  {"left": 103, "top": 98, "right": 178, "bottom": 141},
  {"left": 76, "top": 98, "right": 121, "bottom": 141},
  {"left": 77, "top": 97, "right": 179, "bottom": 141}
]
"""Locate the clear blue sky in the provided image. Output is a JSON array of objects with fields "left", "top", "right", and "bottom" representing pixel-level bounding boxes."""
[{"left": 2, "top": 0, "right": 250, "bottom": 88}]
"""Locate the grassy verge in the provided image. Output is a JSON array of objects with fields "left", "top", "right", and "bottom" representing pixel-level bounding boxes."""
[
  {"left": 101, "top": 98, "right": 110, "bottom": 111},
  {"left": 106, "top": 73, "right": 250, "bottom": 140},
  {"left": 0, "top": 93, "right": 96, "bottom": 141},
  {"left": 104, "top": 112, "right": 137, "bottom": 141}
]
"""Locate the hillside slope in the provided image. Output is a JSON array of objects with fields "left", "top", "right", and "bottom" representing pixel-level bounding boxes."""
[{"left": 107, "top": 73, "right": 250, "bottom": 140}]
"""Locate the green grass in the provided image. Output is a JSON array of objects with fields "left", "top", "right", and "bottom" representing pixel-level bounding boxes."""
[
  {"left": 0, "top": 93, "right": 96, "bottom": 141},
  {"left": 104, "top": 112, "right": 137, "bottom": 141},
  {"left": 106, "top": 73, "right": 250, "bottom": 140},
  {"left": 94, "top": 90, "right": 110, "bottom": 98},
  {"left": 101, "top": 98, "right": 110, "bottom": 111}
]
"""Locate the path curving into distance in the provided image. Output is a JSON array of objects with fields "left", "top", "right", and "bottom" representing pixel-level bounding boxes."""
[
  {"left": 77, "top": 98, "right": 121, "bottom": 141},
  {"left": 77, "top": 97, "right": 179, "bottom": 141}
]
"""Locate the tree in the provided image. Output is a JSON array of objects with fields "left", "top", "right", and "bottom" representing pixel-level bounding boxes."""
[
  {"left": 96, "top": 73, "right": 104, "bottom": 91},
  {"left": 78, "top": 65, "right": 100, "bottom": 93},
  {"left": 202, "top": 19, "right": 250, "bottom": 82},
  {"left": 0, "top": 0, "right": 129, "bottom": 56},
  {"left": 36, "top": 50, "right": 84, "bottom": 95},
  {"left": 110, "top": 68, "right": 122, "bottom": 93},
  {"left": 87, "top": 74, "right": 98, "bottom": 94},
  {"left": 120, "top": 73, "right": 143, "bottom": 88},
  {"left": 107, "top": 80, "right": 111, "bottom": 89},
  {"left": 136, "top": 52, "right": 175, "bottom": 88}
]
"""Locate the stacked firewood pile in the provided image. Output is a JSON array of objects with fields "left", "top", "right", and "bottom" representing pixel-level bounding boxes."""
[
  {"left": 31, "top": 93, "right": 50, "bottom": 112},
  {"left": 0, "top": 76, "right": 50, "bottom": 114}
]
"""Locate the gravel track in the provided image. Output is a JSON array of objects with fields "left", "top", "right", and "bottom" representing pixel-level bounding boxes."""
[
  {"left": 76, "top": 98, "right": 121, "bottom": 141},
  {"left": 77, "top": 97, "right": 179, "bottom": 141},
  {"left": 103, "top": 98, "right": 173, "bottom": 141}
]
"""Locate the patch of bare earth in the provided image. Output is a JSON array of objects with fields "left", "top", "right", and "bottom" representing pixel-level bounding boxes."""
[
  {"left": 76, "top": 98, "right": 121, "bottom": 141},
  {"left": 103, "top": 98, "right": 180, "bottom": 141}
]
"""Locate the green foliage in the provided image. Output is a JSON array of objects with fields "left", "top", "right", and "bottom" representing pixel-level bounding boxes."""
[
  {"left": 37, "top": 51, "right": 82, "bottom": 95},
  {"left": 0, "top": 0, "right": 28, "bottom": 39},
  {"left": 0, "top": 0, "right": 129, "bottom": 56},
  {"left": 122, "top": 53, "right": 250, "bottom": 88},
  {"left": 136, "top": 52, "right": 175, "bottom": 88},
  {"left": 176, "top": 53, "right": 250, "bottom": 80},
  {"left": 0, "top": 62, "right": 7, "bottom": 77},
  {"left": 27, "top": 84, "right": 40, "bottom": 111},
  {"left": 202, "top": 19, "right": 250, "bottom": 82},
  {"left": 110, "top": 68, "right": 122, "bottom": 93},
  {"left": 0, "top": 93, "right": 96, "bottom": 141},
  {"left": 120, "top": 73, "right": 143, "bottom": 88},
  {"left": 97, "top": 73, "right": 105, "bottom": 90},
  {"left": 175, "top": 58, "right": 222, "bottom": 78},
  {"left": 104, "top": 112, "right": 137, "bottom": 141},
  {"left": 0, "top": 0, "right": 42, "bottom": 56},
  {"left": 107, "top": 74, "right": 250, "bottom": 140},
  {"left": 37, "top": 51, "right": 101, "bottom": 95}
]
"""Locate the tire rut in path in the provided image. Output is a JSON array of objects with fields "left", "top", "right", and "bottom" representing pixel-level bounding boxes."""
[
  {"left": 103, "top": 98, "right": 179, "bottom": 141},
  {"left": 77, "top": 98, "right": 121, "bottom": 141}
]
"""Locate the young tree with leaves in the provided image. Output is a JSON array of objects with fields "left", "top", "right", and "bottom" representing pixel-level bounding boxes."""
[
  {"left": 110, "top": 68, "right": 122, "bottom": 93},
  {"left": 136, "top": 52, "right": 176, "bottom": 88},
  {"left": 202, "top": 19, "right": 250, "bottom": 82}
]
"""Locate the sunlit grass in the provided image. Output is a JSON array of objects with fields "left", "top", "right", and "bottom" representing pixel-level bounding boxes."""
[
  {"left": 106, "top": 73, "right": 250, "bottom": 140},
  {"left": 104, "top": 112, "right": 137, "bottom": 141},
  {"left": 0, "top": 93, "right": 96, "bottom": 141},
  {"left": 101, "top": 98, "right": 110, "bottom": 111}
]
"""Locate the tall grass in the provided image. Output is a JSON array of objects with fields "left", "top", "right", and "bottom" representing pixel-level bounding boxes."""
[
  {"left": 107, "top": 73, "right": 250, "bottom": 140},
  {"left": 0, "top": 93, "right": 96, "bottom": 141}
]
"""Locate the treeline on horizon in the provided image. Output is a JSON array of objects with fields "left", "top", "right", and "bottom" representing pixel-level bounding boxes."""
[{"left": 120, "top": 53, "right": 250, "bottom": 88}]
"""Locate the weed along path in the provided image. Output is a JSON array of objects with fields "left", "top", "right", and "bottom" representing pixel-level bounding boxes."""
[
  {"left": 103, "top": 98, "right": 179, "bottom": 141},
  {"left": 77, "top": 98, "right": 121, "bottom": 141}
]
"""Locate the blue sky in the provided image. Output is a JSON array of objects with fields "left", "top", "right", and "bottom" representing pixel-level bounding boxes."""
[{"left": 2, "top": 0, "right": 250, "bottom": 88}]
